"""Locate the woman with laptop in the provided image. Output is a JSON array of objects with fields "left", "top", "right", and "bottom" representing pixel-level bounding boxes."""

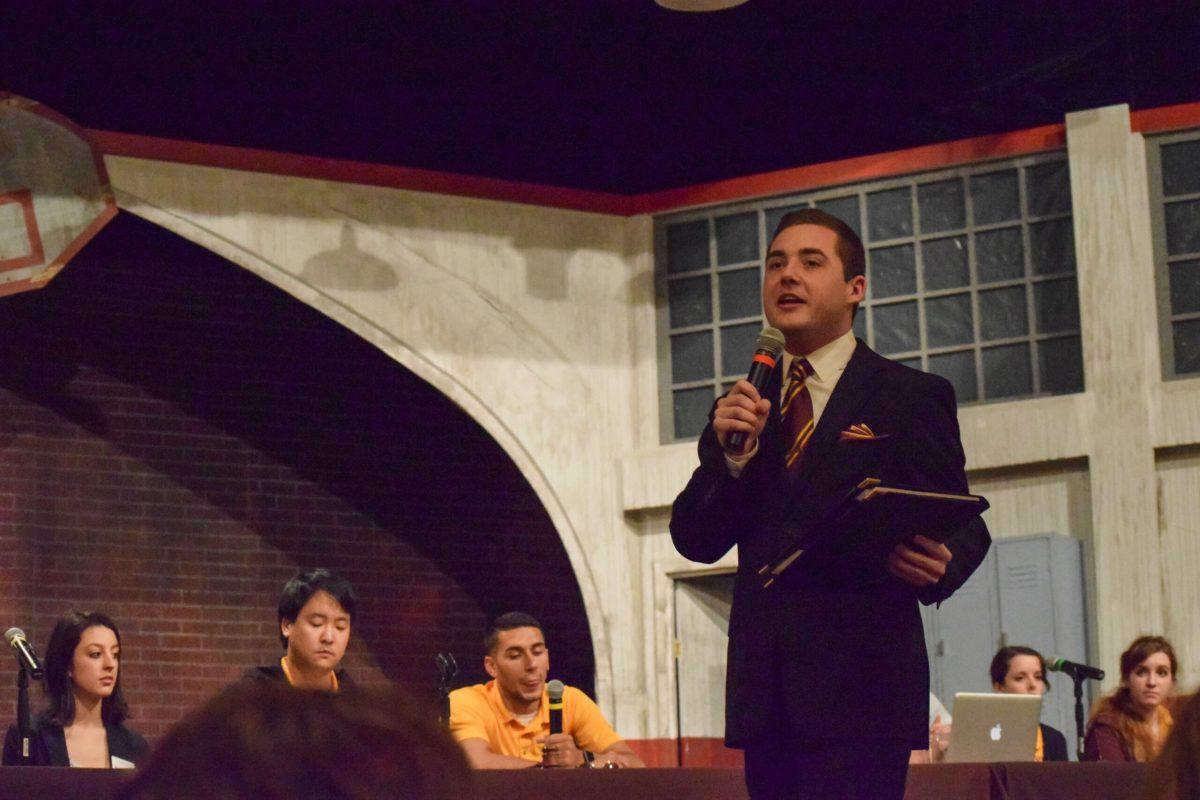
[
  {"left": 989, "top": 646, "right": 1069, "bottom": 762},
  {"left": 1084, "top": 635, "right": 1177, "bottom": 762},
  {"left": 922, "top": 646, "right": 1067, "bottom": 763}
]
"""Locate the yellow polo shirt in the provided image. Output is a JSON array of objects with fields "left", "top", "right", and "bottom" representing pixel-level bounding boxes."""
[{"left": 449, "top": 680, "right": 623, "bottom": 762}]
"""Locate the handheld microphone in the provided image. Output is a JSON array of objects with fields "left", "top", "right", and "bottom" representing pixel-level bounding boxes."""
[
  {"left": 547, "top": 679, "right": 564, "bottom": 735},
  {"left": 727, "top": 327, "right": 786, "bottom": 452},
  {"left": 1048, "top": 657, "right": 1104, "bottom": 682},
  {"left": 5, "top": 628, "right": 44, "bottom": 679}
]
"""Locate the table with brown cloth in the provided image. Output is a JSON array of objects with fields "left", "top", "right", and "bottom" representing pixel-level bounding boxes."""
[
  {"left": 0, "top": 762, "right": 1147, "bottom": 799},
  {"left": 995, "top": 762, "right": 1151, "bottom": 800}
]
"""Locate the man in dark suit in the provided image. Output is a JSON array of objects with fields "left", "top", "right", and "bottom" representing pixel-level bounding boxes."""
[{"left": 670, "top": 209, "right": 991, "bottom": 799}]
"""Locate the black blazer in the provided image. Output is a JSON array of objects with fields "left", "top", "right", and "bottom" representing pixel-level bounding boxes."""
[
  {"left": 671, "top": 341, "right": 991, "bottom": 749},
  {"left": 1, "top": 713, "right": 149, "bottom": 767},
  {"left": 1041, "top": 722, "right": 1069, "bottom": 762}
]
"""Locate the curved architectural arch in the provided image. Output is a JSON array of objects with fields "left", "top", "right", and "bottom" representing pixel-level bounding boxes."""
[{"left": 115, "top": 192, "right": 616, "bottom": 707}]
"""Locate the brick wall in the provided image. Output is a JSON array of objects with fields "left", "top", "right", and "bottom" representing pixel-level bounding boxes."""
[{"left": 0, "top": 213, "right": 594, "bottom": 740}]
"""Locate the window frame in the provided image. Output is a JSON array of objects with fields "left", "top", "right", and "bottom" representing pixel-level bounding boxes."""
[{"left": 655, "top": 150, "right": 1084, "bottom": 444}]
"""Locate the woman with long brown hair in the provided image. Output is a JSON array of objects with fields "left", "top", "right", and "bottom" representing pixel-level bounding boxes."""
[{"left": 1084, "top": 635, "right": 1177, "bottom": 762}]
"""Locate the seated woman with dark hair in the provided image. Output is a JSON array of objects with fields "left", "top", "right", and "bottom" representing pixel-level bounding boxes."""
[
  {"left": 989, "top": 645, "right": 1069, "bottom": 762},
  {"left": 1, "top": 611, "right": 148, "bottom": 768},
  {"left": 1085, "top": 635, "right": 1177, "bottom": 762}
]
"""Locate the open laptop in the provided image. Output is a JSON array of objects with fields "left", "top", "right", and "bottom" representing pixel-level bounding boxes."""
[{"left": 944, "top": 692, "right": 1042, "bottom": 763}]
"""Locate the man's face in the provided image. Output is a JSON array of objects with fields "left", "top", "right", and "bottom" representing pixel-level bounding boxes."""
[
  {"left": 281, "top": 589, "right": 351, "bottom": 674},
  {"left": 484, "top": 626, "right": 549, "bottom": 707},
  {"left": 762, "top": 223, "right": 864, "bottom": 349}
]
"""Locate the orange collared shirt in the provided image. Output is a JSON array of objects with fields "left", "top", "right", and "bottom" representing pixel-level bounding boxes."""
[
  {"left": 279, "top": 656, "right": 339, "bottom": 692},
  {"left": 448, "top": 680, "right": 622, "bottom": 762}
]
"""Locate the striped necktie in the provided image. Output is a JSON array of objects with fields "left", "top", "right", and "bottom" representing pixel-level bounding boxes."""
[{"left": 782, "top": 358, "right": 814, "bottom": 472}]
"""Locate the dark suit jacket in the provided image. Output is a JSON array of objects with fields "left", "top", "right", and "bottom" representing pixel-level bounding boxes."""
[
  {"left": 671, "top": 340, "right": 991, "bottom": 749},
  {"left": 1, "top": 713, "right": 149, "bottom": 766},
  {"left": 1041, "top": 722, "right": 1069, "bottom": 762}
]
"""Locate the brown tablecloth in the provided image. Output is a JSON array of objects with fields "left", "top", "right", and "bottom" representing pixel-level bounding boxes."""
[
  {"left": 0, "top": 762, "right": 1147, "bottom": 799},
  {"left": 995, "top": 761, "right": 1151, "bottom": 800}
]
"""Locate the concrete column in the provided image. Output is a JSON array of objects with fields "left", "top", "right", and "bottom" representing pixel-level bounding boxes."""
[{"left": 1066, "top": 104, "right": 1164, "bottom": 682}]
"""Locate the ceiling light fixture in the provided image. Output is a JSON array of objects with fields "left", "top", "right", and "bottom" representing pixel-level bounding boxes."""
[{"left": 655, "top": 0, "right": 750, "bottom": 11}]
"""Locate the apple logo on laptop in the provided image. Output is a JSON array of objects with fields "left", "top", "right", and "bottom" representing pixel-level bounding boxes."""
[{"left": 990, "top": 723, "right": 1003, "bottom": 742}]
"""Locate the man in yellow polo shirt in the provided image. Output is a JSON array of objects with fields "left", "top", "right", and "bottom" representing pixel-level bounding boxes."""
[{"left": 449, "top": 612, "right": 644, "bottom": 769}]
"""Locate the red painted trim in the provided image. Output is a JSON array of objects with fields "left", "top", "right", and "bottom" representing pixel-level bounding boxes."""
[
  {"left": 0, "top": 277, "right": 42, "bottom": 299},
  {"left": 1131, "top": 101, "right": 1200, "bottom": 135},
  {"left": 83, "top": 101, "right": 1198, "bottom": 217},
  {"left": 624, "top": 737, "right": 679, "bottom": 767},
  {"left": 0, "top": 189, "right": 44, "bottom": 271},
  {"left": 627, "top": 123, "right": 1066, "bottom": 214},
  {"left": 87, "top": 129, "right": 633, "bottom": 216},
  {"left": 0, "top": 93, "right": 120, "bottom": 296},
  {"left": 89, "top": 124, "right": 1067, "bottom": 217},
  {"left": 624, "top": 737, "right": 745, "bottom": 768},
  {"left": 680, "top": 737, "right": 744, "bottom": 768}
]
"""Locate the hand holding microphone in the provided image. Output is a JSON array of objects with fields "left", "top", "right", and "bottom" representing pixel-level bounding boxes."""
[{"left": 716, "top": 327, "right": 785, "bottom": 455}]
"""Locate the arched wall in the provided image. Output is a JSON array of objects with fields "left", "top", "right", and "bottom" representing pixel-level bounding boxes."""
[
  {"left": 0, "top": 211, "right": 599, "bottom": 737},
  {"left": 104, "top": 156, "right": 662, "bottom": 727}
]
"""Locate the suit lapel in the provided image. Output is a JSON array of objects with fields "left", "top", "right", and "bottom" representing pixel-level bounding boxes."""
[
  {"left": 46, "top": 722, "right": 68, "bottom": 766},
  {"left": 793, "top": 339, "right": 886, "bottom": 483}
]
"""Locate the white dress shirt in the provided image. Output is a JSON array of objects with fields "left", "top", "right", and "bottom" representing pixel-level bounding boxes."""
[{"left": 726, "top": 328, "right": 858, "bottom": 476}]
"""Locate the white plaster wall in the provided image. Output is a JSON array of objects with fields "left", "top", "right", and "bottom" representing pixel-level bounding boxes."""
[{"left": 1155, "top": 447, "right": 1200, "bottom": 692}]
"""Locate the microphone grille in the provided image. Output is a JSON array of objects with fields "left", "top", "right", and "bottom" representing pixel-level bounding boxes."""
[
  {"left": 1047, "top": 657, "right": 1066, "bottom": 672},
  {"left": 756, "top": 327, "right": 786, "bottom": 358},
  {"left": 4, "top": 628, "right": 24, "bottom": 646},
  {"left": 547, "top": 679, "right": 565, "bottom": 701}
]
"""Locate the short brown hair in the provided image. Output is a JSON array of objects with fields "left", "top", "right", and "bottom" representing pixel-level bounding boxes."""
[
  {"left": 117, "top": 682, "right": 473, "bottom": 800},
  {"left": 770, "top": 207, "right": 866, "bottom": 282}
]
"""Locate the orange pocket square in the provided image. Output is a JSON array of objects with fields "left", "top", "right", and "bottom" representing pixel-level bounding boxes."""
[{"left": 839, "top": 423, "right": 889, "bottom": 442}]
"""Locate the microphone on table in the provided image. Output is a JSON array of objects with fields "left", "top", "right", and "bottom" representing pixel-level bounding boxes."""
[
  {"left": 1048, "top": 657, "right": 1105, "bottom": 681},
  {"left": 727, "top": 327, "right": 786, "bottom": 452},
  {"left": 547, "top": 679, "right": 564, "bottom": 735},
  {"left": 4, "top": 628, "right": 44, "bottom": 679}
]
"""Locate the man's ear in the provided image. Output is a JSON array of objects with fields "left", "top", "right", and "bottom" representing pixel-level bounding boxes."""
[
  {"left": 847, "top": 274, "right": 866, "bottom": 304},
  {"left": 484, "top": 655, "right": 498, "bottom": 679},
  {"left": 280, "top": 619, "right": 292, "bottom": 643}
]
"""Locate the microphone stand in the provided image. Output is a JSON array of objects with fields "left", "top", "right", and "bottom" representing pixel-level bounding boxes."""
[
  {"left": 1071, "top": 674, "right": 1086, "bottom": 760},
  {"left": 436, "top": 652, "right": 458, "bottom": 728},
  {"left": 15, "top": 668, "right": 32, "bottom": 765}
]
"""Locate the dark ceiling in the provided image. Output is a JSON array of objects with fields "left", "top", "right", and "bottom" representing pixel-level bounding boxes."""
[{"left": 5, "top": 1, "right": 1199, "bottom": 194}]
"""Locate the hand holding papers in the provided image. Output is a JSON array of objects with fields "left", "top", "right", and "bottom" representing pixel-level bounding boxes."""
[{"left": 759, "top": 478, "right": 989, "bottom": 588}]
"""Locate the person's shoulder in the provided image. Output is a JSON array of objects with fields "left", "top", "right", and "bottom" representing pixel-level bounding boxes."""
[
  {"left": 449, "top": 683, "right": 493, "bottom": 713},
  {"left": 854, "top": 342, "right": 956, "bottom": 403},
  {"left": 1040, "top": 722, "right": 1069, "bottom": 757},
  {"left": 563, "top": 685, "right": 603, "bottom": 712},
  {"left": 242, "top": 665, "right": 286, "bottom": 682},
  {"left": 110, "top": 722, "right": 151, "bottom": 758}
]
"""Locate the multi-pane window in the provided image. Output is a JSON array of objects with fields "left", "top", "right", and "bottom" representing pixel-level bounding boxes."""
[
  {"left": 657, "top": 154, "right": 1084, "bottom": 441},
  {"left": 1149, "top": 132, "right": 1200, "bottom": 377}
]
